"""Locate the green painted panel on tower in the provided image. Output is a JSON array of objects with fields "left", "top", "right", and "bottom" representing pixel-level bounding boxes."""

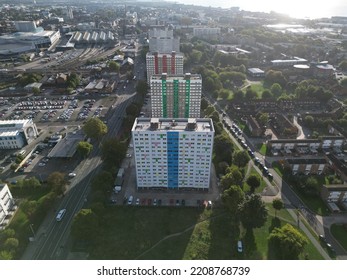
[
  {"left": 185, "top": 79, "right": 190, "bottom": 118},
  {"left": 173, "top": 79, "right": 179, "bottom": 118},
  {"left": 162, "top": 80, "right": 167, "bottom": 118}
]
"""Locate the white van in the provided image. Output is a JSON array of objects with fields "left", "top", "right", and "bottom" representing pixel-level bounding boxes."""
[
  {"left": 56, "top": 209, "right": 66, "bottom": 221},
  {"left": 128, "top": 195, "right": 133, "bottom": 205},
  {"left": 18, "top": 150, "right": 26, "bottom": 156}
]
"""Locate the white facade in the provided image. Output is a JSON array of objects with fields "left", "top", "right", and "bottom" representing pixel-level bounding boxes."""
[
  {"left": 148, "top": 27, "right": 180, "bottom": 53},
  {"left": 132, "top": 118, "right": 214, "bottom": 190},
  {"left": 0, "top": 184, "right": 14, "bottom": 225},
  {"left": 0, "top": 119, "right": 38, "bottom": 149},
  {"left": 146, "top": 51, "right": 184, "bottom": 83},
  {"left": 150, "top": 73, "right": 202, "bottom": 118}
]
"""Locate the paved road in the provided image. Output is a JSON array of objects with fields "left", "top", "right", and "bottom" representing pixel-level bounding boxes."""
[{"left": 22, "top": 91, "right": 137, "bottom": 259}]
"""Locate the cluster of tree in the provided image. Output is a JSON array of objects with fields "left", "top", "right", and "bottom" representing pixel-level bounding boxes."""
[
  {"left": 136, "top": 80, "right": 148, "bottom": 99},
  {"left": 66, "top": 73, "right": 80, "bottom": 89},
  {"left": 108, "top": 61, "right": 120, "bottom": 73},
  {"left": 0, "top": 229, "right": 19, "bottom": 260},
  {"left": 18, "top": 73, "right": 42, "bottom": 87},
  {"left": 302, "top": 113, "right": 347, "bottom": 134},
  {"left": 10, "top": 177, "right": 41, "bottom": 191}
]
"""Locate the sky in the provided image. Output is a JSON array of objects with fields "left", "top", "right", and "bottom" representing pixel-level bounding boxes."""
[{"left": 174, "top": 0, "right": 347, "bottom": 19}]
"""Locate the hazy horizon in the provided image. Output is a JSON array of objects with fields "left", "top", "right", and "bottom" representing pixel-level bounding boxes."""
[{"left": 173, "top": 0, "right": 347, "bottom": 19}]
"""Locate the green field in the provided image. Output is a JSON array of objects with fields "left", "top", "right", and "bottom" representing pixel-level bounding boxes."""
[{"left": 75, "top": 205, "right": 324, "bottom": 260}]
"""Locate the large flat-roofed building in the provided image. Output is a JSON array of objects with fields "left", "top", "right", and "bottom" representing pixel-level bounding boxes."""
[
  {"left": 146, "top": 51, "right": 184, "bottom": 83},
  {"left": 0, "top": 183, "right": 14, "bottom": 225},
  {"left": 0, "top": 30, "right": 60, "bottom": 56},
  {"left": 193, "top": 27, "right": 221, "bottom": 40},
  {"left": 148, "top": 27, "right": 180, "bottom": 53},
  {"left": 0, "top": 120, "right": 38, "bottom": 149},
  {"left": 150, "top": 73, "right": 202, "bottom": 118},
  {"left": 132, "top": 118, "right": 214, "bottom": 190}
]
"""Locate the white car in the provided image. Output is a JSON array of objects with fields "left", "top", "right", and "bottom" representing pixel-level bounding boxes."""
[
  {"left": 38, "top": 162, "right": 46, "bottom": 167},
  {"left": 126, "top": 153, "right": 132, "bottom": 158},
  {"left": 68, "top": 173, "right": 76, "bottom": 177}
]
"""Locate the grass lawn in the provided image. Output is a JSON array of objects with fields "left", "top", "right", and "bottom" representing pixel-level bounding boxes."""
[
  {"left": 330, "top": 224, "right": 347, "bottom": 251},
  {"left": 258, "top": 143, "right": 267, "bottom": 156},
  {"left": 77, "top": 205, "right": 324, "bottom": 260},
  {"left": 242, "top": 83, "right": 266, "bottom": 98}
]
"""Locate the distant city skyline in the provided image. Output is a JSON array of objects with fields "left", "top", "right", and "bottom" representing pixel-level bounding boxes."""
[{"left": 173, "top": 0, "right": 347, "bottom": 19}]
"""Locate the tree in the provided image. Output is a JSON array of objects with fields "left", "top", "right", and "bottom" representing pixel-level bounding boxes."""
[
  {"left": 304, "top": 115, "right": 314, "bottom": 127},
  {"left": 222, "top": 185, "right": 245, "bottom": 214},
  {"left": 91, "top": 171, "right": 113, "bottom": 193},
  {"left": 233, "top": 90, "right": 244, "bottom": 101},
  {"left": 126, "top": 103, "right": 140, "bottom": 116},
  {"left": 270, "top": 83, "right": 282, "bottom": 97},
  {"left": 220, "top": 166, "right": 243, "bottom": 189},
  {"left": 108, "top": 61, "right": 120, "bottom": 72},
  {"left": 268, "top": 224, "right": 308, "bottom": 259},
  {"left": 0, "top": 250, "right": 13, "bottom": 260},
  {"left": 32, "top": 87, "right": 40, "bottom": 95},
  {"left": 340, "top": 78, "right": 347, "bottom": 88},
  {"left": 77, "top": 141, "right": 93, "bottom": 158},
  {"left": 338, "top": 60, "right": 347, "bottom": 71},
  {"left": 272, "top": 198, "right": 284, "bottom": 218},
  {"left": 66, "top": 73, "right": 80, "bottom": 89},
  {"left": 83, "top": 117, "right": 107, "bottom": 140},
  {"left": 246, "top": 174, "right": 261, "bottom": 193},
  {"left": 71, "top": 209, "right": 99, "bottom": 243},
  {"left": 258, "top": 113, "right": 269, "bottom": 126},
  {"left": 101, "top": 138, "right": 127, "bottom": 168},
  {"left": 239, "top": 194, "right": 268, "bottom": 230},
  {"left": 245, "top": 88, "right": 258, "bottom": 100},
  {"left": 214, "top": 133, "right": 234, "bottom": 164},
  {"left": 3, "top": 238, "right": 19, "bottom": 252},
  {"left": 304, "top": 176, "right": 320, "bottom": 195},
  {"left": 135, "top": 80, "right": 148, "bottom": 98},
  {"left": 47, "top": 172, "right": 66, "bottom": 195},
  {"left": 233, "top": 150, "right": 250, "bottom": 167},
  {"left": 262, "top": 90, "right": 273, "bottom": 99}
]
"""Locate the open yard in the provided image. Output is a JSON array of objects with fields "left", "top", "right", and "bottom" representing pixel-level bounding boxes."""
[{"left": 74, "top": 205, "right": 324, "bottom": 260}]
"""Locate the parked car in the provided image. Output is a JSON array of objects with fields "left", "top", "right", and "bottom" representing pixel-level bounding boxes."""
[
  {"left": 237, "top": 240, "right": 243, "bottom": 253},
  {"left": 68, "top": 172, "right": 76, "bottom": 177}
]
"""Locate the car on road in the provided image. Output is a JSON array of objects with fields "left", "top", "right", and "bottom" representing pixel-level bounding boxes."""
[
  {"left": 38, "top": 162, "right": 46, "bottom": 167},
  {"left": 127, "top": 195, "right": 133, "bottom": 205},
  {"left": 135, "top": 198, "right": 140, "bottom": 205},
  {"left": 237, "top": 240, "right": 243, "bottom": 253},
  {"left": 68, "top": 172, "right": 76, "bottom": 177},
  {"left": 126, "top": 153, "right": 132, "bottom": 158},
  {"left": 176, "top": 199, "right": 180, "bottom": 206},
  {"left": 56, "top": 209, "right": 66, "bottom": 222},
  {"left": 153, "top": 198, "right": 157, "bottom": 206},
  {"left": 319, "top": 235, "right": 327, "bottom": 243},
  {"left": 181, "top": 199, "right": 185, "bottom": 206}
]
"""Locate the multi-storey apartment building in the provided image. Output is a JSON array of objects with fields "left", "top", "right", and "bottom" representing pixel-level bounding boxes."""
[
  {"left": 148, "top": 27, "right": 180, "bottom": 53},
  {"left": 146, "top": 51, "right": 184, "bottom": 83},
  {"left": 150, "top": 73, "right": 202, "bottom": 118},
  {"left": 132, "top": 118, "right": 214, "bottom": 191}
]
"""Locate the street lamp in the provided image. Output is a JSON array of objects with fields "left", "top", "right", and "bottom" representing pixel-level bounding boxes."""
[{"left": 29, "top": 224, "right": 36, "bottom": 240}]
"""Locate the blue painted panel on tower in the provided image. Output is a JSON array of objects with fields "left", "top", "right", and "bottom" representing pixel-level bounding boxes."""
[{"left": 167, "top": 131, "right": 179, "bottom": 189}]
